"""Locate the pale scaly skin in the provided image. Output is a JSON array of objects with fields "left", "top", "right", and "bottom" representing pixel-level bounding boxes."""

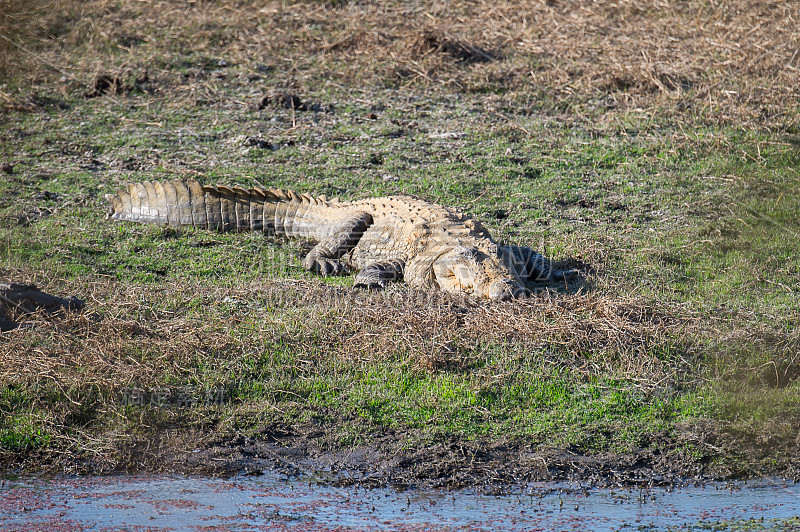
[{"left": 106, "top": 179, "right": 570, "bottom": 300}]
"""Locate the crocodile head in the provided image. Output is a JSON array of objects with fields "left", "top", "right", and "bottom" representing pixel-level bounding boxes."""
[{"left": 432, "top": 244, "right": 528, "bottom": 301}]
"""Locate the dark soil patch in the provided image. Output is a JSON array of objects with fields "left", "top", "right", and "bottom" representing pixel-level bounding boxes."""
[
  {"left": 257, "top": 90, "right": 331, "bottom": 113},
  {"left": 83, "top": 71, "right": 153, "bottom": 98},
  {"left": 258, "top": 91, "right": 305, "bottom": 111},
  {"left": 84, "top": 74, "right": 125, "bottom": 98},
  {"left": 5, "top": 419, "right": 799, "bottom": 491},
  {"left": 175, "top": 425, "right": 800, "bottom": 490},
  {"left": 414, "top": 30, "right": 496, "bottom": 64}
]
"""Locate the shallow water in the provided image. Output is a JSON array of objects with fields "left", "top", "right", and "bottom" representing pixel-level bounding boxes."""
[{"left": 1, "top": 472, "right": 799, "bottom": 531}]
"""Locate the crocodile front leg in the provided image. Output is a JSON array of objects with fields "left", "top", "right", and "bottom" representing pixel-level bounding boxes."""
[
  {"left": 353, "top": 259, "right": 405, "bottom": 289},
  {"left": 301, "top": 212, "right": 373, "bottom": 276}
]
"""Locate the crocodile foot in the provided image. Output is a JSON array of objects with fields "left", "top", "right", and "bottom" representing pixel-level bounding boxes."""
[
  {"left": 301, "top": 257, "right": 349, "bottom": 276},
  {"left": 353, "top": 259, "right": 405, "bottom": 290}
]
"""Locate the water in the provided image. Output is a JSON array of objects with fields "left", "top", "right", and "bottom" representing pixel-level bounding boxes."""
[{"left": 1, "top": 473, "right": 799, "bottom": 531}]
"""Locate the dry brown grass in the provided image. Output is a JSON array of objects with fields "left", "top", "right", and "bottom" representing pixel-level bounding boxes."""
[
  {"left": 0, "top": 272, "right": 697, "bottom": 399},
  {"left": 0, "top": 263, "right": 701, "bottom": 470},
  {"left": 2, "top": 0, "right": 798, "bottom": 125}
]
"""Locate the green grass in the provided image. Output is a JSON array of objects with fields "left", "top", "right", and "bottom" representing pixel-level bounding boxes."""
[{"left": 0, "top": 388, "right": 52, "bottom": 451}]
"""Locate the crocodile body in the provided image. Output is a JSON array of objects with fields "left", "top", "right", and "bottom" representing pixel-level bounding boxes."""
[{"left": 106, "top": 179, "right": 565, "bottom": 300}]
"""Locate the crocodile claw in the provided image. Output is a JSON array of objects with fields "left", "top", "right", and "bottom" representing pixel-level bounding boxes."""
[
  {"left": 353, "top": 281, "right": 386, "bottom": 291},
  {"left": 303, "top": 258, "right": 349, "bottom": 276}
]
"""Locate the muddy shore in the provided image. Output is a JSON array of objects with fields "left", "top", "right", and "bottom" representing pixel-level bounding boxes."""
[{"left": 6, "top": 420, "right": 799, "bottom": 492}]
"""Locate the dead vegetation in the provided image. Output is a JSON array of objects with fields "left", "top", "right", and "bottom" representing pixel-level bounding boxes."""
[
  {"left": 0, "top": 271, "right": 703, "bottom": 473},
  {"left": 9, "top": 273, "right": 796, "bottom": 481},
  {"left": 2, "top": 0, "right": 798, "bottom": 125},
  {"left": 0, "top": 276, "right": 695, "bottom": 395}
]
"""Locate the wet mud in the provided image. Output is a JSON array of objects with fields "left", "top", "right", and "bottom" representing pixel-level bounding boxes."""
[{"left": 5, "top": 421, "right": 790, "bottom": 492}]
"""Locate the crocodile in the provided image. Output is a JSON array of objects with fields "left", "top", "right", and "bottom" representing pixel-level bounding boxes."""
[{"left": 106, "top": 179, "right": 571, "bottom": 300}]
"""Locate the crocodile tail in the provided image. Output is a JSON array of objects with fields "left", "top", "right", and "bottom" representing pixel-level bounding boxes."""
[{"left": 105, "top": 179, "right": 326, "bottom": 235}]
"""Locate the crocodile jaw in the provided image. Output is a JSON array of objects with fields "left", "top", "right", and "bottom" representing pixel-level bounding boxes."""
[
  {"left": 486, "top": 279, "right": 528, "bottom": 301},
  {"left": 433, "top": 247, "right": 527, "bottom": 300}
]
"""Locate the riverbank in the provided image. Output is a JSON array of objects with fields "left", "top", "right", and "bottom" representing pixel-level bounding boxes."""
[{"left": 2, "top": 0, "right": 799, "bottom": 487}]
